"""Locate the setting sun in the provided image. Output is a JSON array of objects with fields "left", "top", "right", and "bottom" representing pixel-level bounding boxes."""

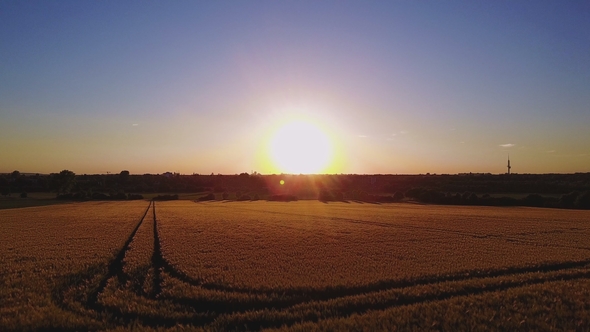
[{"left": 268, "top": 120, "right": 333, "bottom": 174}]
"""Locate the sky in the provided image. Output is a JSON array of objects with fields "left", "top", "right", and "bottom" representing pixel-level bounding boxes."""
[{"left": 1, "top": 1, "right": 589, "bottom": 175}]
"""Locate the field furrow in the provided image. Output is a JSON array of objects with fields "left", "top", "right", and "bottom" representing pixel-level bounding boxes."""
[
  {"left": 121, "top": 201, "right": 155, "bottom": 296},
  {"left": 89, "top": 201, "right": 152, "bottom": 308},
  {"left": 211, "top": 267, "right": 590, "bottom": 330}
]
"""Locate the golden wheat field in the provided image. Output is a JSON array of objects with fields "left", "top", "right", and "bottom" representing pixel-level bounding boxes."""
[{"left": 1, "top": 200, "right": 590, "bottom": 331}]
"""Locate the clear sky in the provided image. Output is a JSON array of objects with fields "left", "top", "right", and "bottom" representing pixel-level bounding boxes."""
[{"left": 1, "top": 1, "right": 589, "bottom": 175}]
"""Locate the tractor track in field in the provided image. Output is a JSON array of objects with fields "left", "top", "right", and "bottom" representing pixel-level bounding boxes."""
[
  {"left": 53, "top": 200, "right": 590, "bottom": 330},
  {"left": 150, "top": 201, "right": 164, "bottom": 298},
  {"left": 216, "top": 269, "right": 590, "bottom": 331},
  {"left": 86, "top": 200, "right": 153, "bottom": 308}
]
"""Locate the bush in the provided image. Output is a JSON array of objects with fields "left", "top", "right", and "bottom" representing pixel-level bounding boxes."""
[
  {"left": 318, "top": 190, "right": 330, "bottom": 201},
  {"left": 237, "top": 194, "right": 251, "bottom": 201},
  {"left": 493, "top": 196, "right": 519, "bottom": 206},
  {"left": 392, "top": 191, "right": 404, "bottom": 201},
  {"left": 222, "top": 192, "right": 229, "bottom": 200},
  {"left": 521, "top": 194, "right": 546, "bottom": 207},
  {"left": 127, "top": 194, "right": 144, "bottom": 200},
  {"left": 375, "top": 195, "right": 396, "bottom": 203},
  {"left": 20, "top": 192, "right": 27, "bottom": 198},
  {"left": 318, "top": 190, "right": 337, "bottom": 201},
  {"left": 575, "top": 191, "right": 590, "bottom": 209},
  {"left": 154, "top": 194, "right": 179, "bottom": 201},
  {"left": 110, "top": 192, "right": 127, "bottom": 200},
  {"left": 92, "top": 192, "right": 109, "bottom": 199},
  {"left": 268, "top": 194, "right": 298, "bottom": 202},
  {"left": 57, "top": 192, "right": 87, "bottom": 200},
  {"left": 559, "top": 191, "right": 579, "bottom": 208},
  {"left": 405, "top": 188, "right": 423, "bottom": 199},
  {"left": 197, "top": 193, "right": 215, "bottom": 201}
]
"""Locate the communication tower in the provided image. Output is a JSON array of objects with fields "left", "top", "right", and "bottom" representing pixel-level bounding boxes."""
[{"left": 507, "top": 155, "right": 511, "bottom": 174}]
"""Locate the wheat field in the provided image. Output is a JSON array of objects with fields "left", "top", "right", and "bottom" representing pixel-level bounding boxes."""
[{"left": 1, "top": 200, "right": 589, "bottom": 330}]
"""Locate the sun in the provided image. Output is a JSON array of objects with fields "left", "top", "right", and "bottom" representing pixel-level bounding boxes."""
[{"left": 268, "top": 120, "right": 333, "bottom": 174}]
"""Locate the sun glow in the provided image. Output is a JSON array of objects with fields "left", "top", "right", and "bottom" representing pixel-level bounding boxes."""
[{"left": 268, "top": 120, "right": 333, "bottom": 174}]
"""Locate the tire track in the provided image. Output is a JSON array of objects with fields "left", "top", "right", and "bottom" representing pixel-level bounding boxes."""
[
  {"left": 217, "top": 269, "right": 590, "bottom": 331},
  {"left": 159, "top": 241, "right": 590, "bottom": 298},
  {"left": 160, "top": 264, "right": 590, "bottom": 317},
  {"left": 87, "top": 200, "right": 152, "bottom": 308},
  {"left": 151, "top": 201, "right": 163, "bottom": 298}
]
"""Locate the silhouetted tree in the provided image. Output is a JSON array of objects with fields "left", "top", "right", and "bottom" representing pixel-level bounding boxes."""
[
  {"left": 55, "top": 170, "right": 76, "bottom": 194},
  {"left": 559, "top": 191, "right": 579, "bottom": 208},
  {"left": 198, "top": 193, "right": 215, "bottom": 201},
  {"left": 575, "top": 191, "right": 590, "bottom": 209},
  {"left": 393, "top": 191, "right": 404, "bottom": 201},
  {"left": 237, "top": 194, "right": 251, "bottom": 201},
  {"left": 522, "top": 194, "right": 545, "bottom": 207},
  {"left": 119, "top": 170, "right": 130, "bottom": 184}
]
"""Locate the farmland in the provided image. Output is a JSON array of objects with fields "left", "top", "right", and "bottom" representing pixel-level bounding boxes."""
[{"left": 1, "top": 200, "right": 590, "bottom": 330}]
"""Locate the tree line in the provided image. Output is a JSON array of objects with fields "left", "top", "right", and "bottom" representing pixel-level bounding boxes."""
[{"left": 1, "top": 171, "right": 589, "bottom": 209}]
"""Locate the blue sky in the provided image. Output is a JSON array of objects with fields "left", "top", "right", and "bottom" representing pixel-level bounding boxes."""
[{"left": 1, "top": 1, "right": 589, "bottom": 174}]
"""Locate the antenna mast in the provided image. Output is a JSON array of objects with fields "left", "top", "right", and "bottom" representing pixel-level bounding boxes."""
[{"left": 507, "top": 155, "right": 511, "bottom": 174}]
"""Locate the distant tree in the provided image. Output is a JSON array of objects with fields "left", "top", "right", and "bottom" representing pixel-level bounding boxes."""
[
  {"left": 522, "top": 194, "right": 545, "bottom": 207},
  {"left": 461, "top": 191, "right": 472, "bottom": 201},
  {"left": 0, "top": 176, "right": 8, "bottom": 187},
  {"left": 318, "top": 189, "right": 334, "bottom": 202},
  {"left": 198, "top": 193, "right": 215, "bottom": 201},
  {"left": 392, "top": 191, "right": 404, "bottom": 201},
  {"left": 110, "top": 192, "right": 127, "bottom": 200},
  {"left": 119, "top": 170, "right": 129, "bottom": 184},
  {"left": 127, "top": 193, "right": 143, "bottom": 200},
  {"left": 56, "top": 170, "right": 76, "bottom": 194},
  {"left": 237, "top": 194, "right": 251, "bottom": 201},
  {"left": 559, "top": 191, "right": 579, "bottom": 208},
  {"left": 575, "top": 191, "right": 590, "bottom": 209},
  {"left": 11, "top": 170, "right": 20, "bottom": 179}
]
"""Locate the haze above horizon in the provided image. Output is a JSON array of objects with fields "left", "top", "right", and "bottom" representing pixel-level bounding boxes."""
[{"left": 1, "top": 1, "right": 589, "bottom": 175}]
